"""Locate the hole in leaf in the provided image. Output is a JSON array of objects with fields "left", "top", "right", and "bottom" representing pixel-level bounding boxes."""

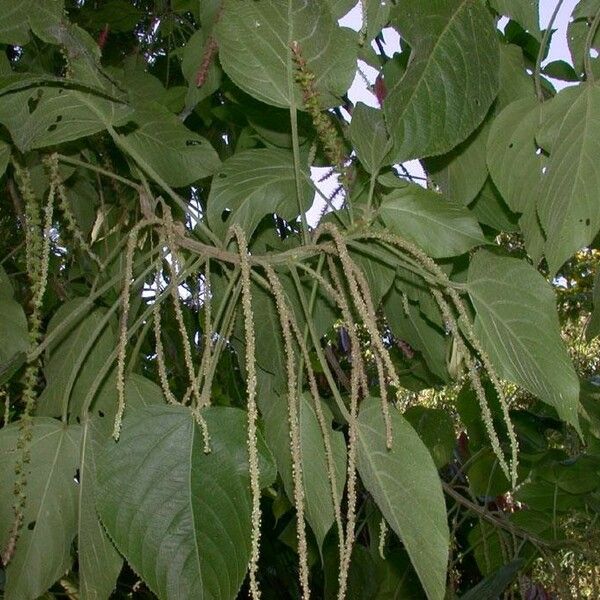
[
  {"left": 586, "top": 218, "right": 591, "bottom": 226},
  {"left": 75, "top": 416, "right": 80, "bottom": 423},
  {"left": 508, "top": 142, "right": 514, "bottom": 149},
  {"left": 220, "top": 209, "right": 231, "bottom": 223},
  {"left": 591, "top": 48, "right": 599, "bottom": 59},
  {"left": 27, "top": 521, "right": 35, "bottom": 530},
  {"left": 98, "top": 410, "right": 105, "bottom": 418},
  {"left": 186, "top": 139, "right": 202, "bottom": 146},
  {"left": 48, "top": 123, "right": 58, "bottom": 132},
  {"left": 74, "top": 469, "right": 80, "bottom": 484},
  {"left": 27, "top": 90, "right": 43, "bottom": 114}
]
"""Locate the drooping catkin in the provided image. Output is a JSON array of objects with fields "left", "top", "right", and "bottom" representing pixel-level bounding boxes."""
[
  {"left": 152, "top": 265, "right": 179, "bottom": 407},
  {"left": 229, "top": 226, "right": 262, "bottom": 600},
  {"left": 432, "top": 289, "right": 512, "bottom": 482},
  {"left": 3, "top": 163, "right": 55, "bottom": 566},
  {"left": 325, "top": 259, "right": 363, "bottom": 600},
  {"left": 113, "top": 221, "right": 150, "bottom": 439},
  {"left": 319, "top": 224, "right": 394, "bottom": 449},
  {"left": 264, "top": 266, "right": 310, "bottom": 599},
  {"left": 378, "top": 517, "right": 388, "bottom": 560},
  {"left": 447, "top": 288, "right": 519, "bottom": 487}
]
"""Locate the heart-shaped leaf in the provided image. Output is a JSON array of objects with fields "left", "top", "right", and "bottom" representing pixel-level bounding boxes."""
[{"left": 96, "top": 405, "right": 275, "bottom": 600}]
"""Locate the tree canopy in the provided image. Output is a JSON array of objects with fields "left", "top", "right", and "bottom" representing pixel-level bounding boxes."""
[{"left": 0, "top": 1, "right": 600, "bottom": 598}]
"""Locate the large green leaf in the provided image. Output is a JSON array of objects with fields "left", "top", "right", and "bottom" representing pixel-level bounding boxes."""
[
  {"left": 467, "top": 250, "right": 580, "bottom": 430},
  {"left": 0, "top": 419, "right": 81, "bottom": 600},
  {"left": 424, "top": 43, "right": 534, "bottom": 207},
  {"left": 215, "top": 0, "right": 356, "bottom": 109},
  {"left": 0, "top": 292, "right": 28, "bottom": 371},
  {"left": 0, "top": 85, "right": 131, "bottom": 152},
  {"left": 37, "top": 299, "right": 117, "bottom": 421},
  {"left": 259, "top": 392, "right": 346, "bottom": 552},
  {"left": 356, "top": 398, "right": 449, "bottom": 600},
  {"left": 122, "top": 102, "right": 220, "bottom": 187},
  {"left": 536, "top": 82, "right": 600, "bottom": 275},
  {"left": 96, "top": 405, "right": 275, "bottom": 600},
  {"left": 207, "top": 148, "right": 311, "bottom": 239},
  {"left": 489, "top": 0, "right": 540, "bottom": 39},
  {"left": 385, "top": 0, "right": 499, "bottom": 161},
  {"left": 379, "top": 182, "right": 486, "bottom": 258},
  {"left": 487, "top": 97, "right": 544, "bottom": 213},
  {"left": 78, "top": 416, "right": 122, "bottom": 600},
  {"left": 349, "top": 103, "right": 392, "bottom": 175},
  {"left": 0, "top": 0, "right": 63, "bottom": 45}
]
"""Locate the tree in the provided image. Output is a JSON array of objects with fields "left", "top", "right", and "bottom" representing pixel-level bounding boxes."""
[{"left": 0, "top": 0, "right": 599, "bottom": 598}]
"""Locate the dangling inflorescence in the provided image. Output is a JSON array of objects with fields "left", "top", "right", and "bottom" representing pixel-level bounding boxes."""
[
  {"left": 3, "top": 157, "right": 56, "bottom": 566},
  {"left": 229, "top": 225, "right": 263, "bottom": 600}
]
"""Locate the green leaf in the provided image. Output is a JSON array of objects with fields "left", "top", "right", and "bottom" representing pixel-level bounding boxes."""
[
  {"left": 424, "top": 121, "right": 489, "bottom": 206},
  {"left": 385, "top": 0, "right": 499, "bottom": 161},
  {"left": 487, "top": 97, "right": 544, "bottom": 213},
  {"left": 356, "top": 398, "right": 449, "bottom": 600},
  {"left": 36, "top": 299, "right": 117, "bottom": 421},
  {"left": 459, "top": 559, "right": 524, "bottom": 600},
  {"left": 379, "top": 182, "right": 487, "bottom": 258},
  {"left": 259, "top": 392, "right": 346, "bottom": 552},
  {"left": 215, "top": 0, "right": 356, "bottom": 109},
  {"left": 0, "top": 139, "right": 9, "bottom": 178},
  {"left": 349, "top": 103, "right": 392, "bottom": 175},
  {"left": 122, "top": 102, "right": 220, "bottom": 187},
  {"left": 0, "top": 418, "right": 81, "bottom": 600},
  {"left": 536, "top": 83, "right": 600, "bottom": 275},
  {"left": 78, "top": 417, "right": 122, "bottom": 600},
  {"left": 181, "top": 29, "right": 221, "bottom": 114},
  {"left": 489, "top": 0, "right": 540, "bottom": 39},
  {"left": 207, "top": 148, "right": 311, "bottom": 239},
  {"left": 0, "top": 294, "right": 28, "bottom": 372},
  {"left": 467, "top": 250, "right": 581, "bottom": 431},
  {"left": 96, "top": 405, "right": 275, "bottom": 600},
  {"left": 350, "top": 246, "right": 397, "bottom": 308},
  {"left": 0, "top": 85, "right": 132, "bottom": 152},
  {"left": 404, "top": 406, "right": 456, "bottom": 469},
  {"left": 467, "top": 178, "right": 520, "bottom": 232},
  {"left": 384, "top": 288, "right": 449, "bottom": 382},
  {"left": 568, "top": 0, "right": 600, "bottom": 80},
  {"left": 0, "top": 0, "right": 63, "bottom": 45}
]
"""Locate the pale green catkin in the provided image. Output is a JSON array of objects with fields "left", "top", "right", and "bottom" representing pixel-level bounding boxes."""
[
  {"left": 230, "top": 226, "right": 262, "bottom": 600},
  {"left": 2, "top": 390, "right": 9, "bottom": 428},
  {"left": 3, "top": 165, "right": 55, "bottom": 566},
  {"left": 378, "top": 517, "right": 388, "bottom": 560},
  {"left": 447, "top": 288, "right": 519, "bottom": 487},
  {"left": 319, "top": 224, "right": 394, "bottom": 449},
  {"left": 366, "top": 229, "right": 520, "bottom": 485},
  {"left": 197, "top": 260, "right": 213, "bottom": 409},
  {"left": 152, "top": 266, "right": 179, "bottom": 407},
  {"left": 264, "top": 266, "right": 310, "bottom": 599},
  {"left": 432, "top": 289, "right": 512, "bottom": 482},
  {"left": 326, "top": 258, "right": 363, "bottom": 600},
  {"left": 49, "top": 154, "right": 101, "bottom": 267},
  {"left": 281, "top": 265, "right": 346, "bottom": 564},
  {"left": 113, "top": 221, "right": 150, "bottom": 439}
]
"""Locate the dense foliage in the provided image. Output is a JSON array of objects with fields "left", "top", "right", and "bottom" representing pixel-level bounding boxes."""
[{"left": 1, "top": 0, "right": 600, "bottom": 598}]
